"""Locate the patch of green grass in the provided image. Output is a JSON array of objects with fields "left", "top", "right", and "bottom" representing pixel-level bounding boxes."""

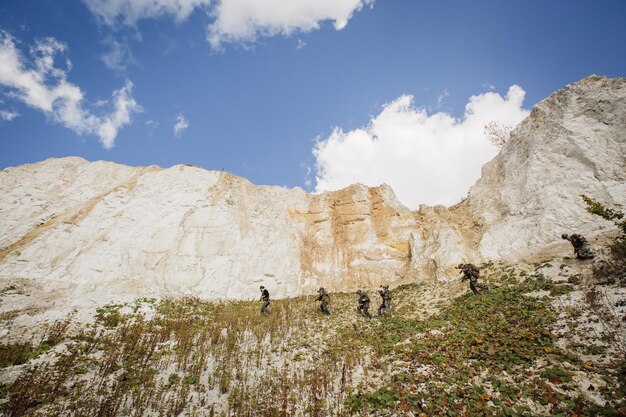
[
  {"left": 0, "top": 342, "right": 54, "bottom": 369},
  {"left": 540, "top": 367, "right": 573, "bottom": 384},
  {"left": 0, "top": 383, "right": 9, "bottom": 399},
  {"left": 550, "top": 284, "right": 574, "bottom": 297},
  {"left": 346, "top": 388, "right": 398, "bottom": 412},
  {"left": 567, "top": 275, "right": 581, "bottom": 285},
  {"left": 183, "top": 375, "right": 199, "bottom": 385},
  {"left": 347, "top": 283, "right": 558, "bottom": 415},
  {"left": 95, "top": 303, "right": 127, "bottom": 328}
]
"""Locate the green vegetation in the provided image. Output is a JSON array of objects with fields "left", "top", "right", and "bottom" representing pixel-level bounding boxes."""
[
  {"left": 0, "top": 343, "right": 47, "bottom": 369},
  {"left": 94, "top": 303, "right": 127, "bottom": 328},
  {"left": 581, "top": 195, "right": 626, "bottom": 284},
  {"left": 0, "top": 263, "right": 624, "bottom": 416},
  {"left": 581, "top": 195, "right": 625, "bottom": 233},
  {"left": 0, "top": 315, "right": 72, "bottom": 369}
]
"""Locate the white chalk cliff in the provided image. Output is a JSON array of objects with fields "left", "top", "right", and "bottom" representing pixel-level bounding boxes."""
[{"left": 0, "top": 75, "right": 624, "bottom": 308}]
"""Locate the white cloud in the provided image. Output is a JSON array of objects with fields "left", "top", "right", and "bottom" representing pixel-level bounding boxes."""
[
  {"left": 0, "top": 109, "right": 20, "bottom": 121},
  {"left": 206, "top": 0, "right": 374, "bottom": 49},
  {"left": 0, "top": 32, "right": 142, "bottom": 148},
  {"left": 80, "top": 0, "right": 373, "bottom": 49},
  {"left": 173, "top": 113, "right": 189, "bottom": 137},
  {"left": 81, "top": 0, "right": 212, "bottom": 26},
  {"left": 313, "top": 86, "right": 530, "bottom": 209}
]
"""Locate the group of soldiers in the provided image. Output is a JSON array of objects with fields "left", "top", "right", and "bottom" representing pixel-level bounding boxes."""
[
  {"left": 259, "top": 232, "right": 595, "bottom": 315},
  {"left": 453, "top": 232, "right": 596, "bottom": 296},
  {"left": 355, "top": 285, "right": 392, "bottom": 319},
  {"left": 257, "top": 284, "right": 391, "bottom": 317}
]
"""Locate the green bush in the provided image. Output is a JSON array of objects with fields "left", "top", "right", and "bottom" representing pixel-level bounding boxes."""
[{"left": 581, "top": 195, "right": 626, "bottom": 284}]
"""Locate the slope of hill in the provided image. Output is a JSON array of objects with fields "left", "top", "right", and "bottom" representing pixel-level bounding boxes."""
[{"left": 0, "top": 239, "right": 624, "bottom": 416}]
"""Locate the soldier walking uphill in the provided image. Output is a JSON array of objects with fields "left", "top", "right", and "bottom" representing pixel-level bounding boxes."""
[
  {"left": 457, "top": 263, "right": 484, "bottom": 295},
  {"left": 377, "top": 285, "right": 392, "bottom": 317},
  {"left": 356, "top": 290, "right": 372, "bottom": 319},
  {"left": 259, "top": 286, "right": 270, "bottom": 314},
  {"left": 561, "top": 233, "right": 595, "bottom": 260},
  {"left": 316, "top": 287, "right": 331, "bottom": 316}
]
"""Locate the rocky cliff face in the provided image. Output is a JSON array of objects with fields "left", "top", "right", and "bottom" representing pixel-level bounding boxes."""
[
  {"left": 468, "top": 75, "right": 626, "bottom": 258},
  {"left": 0, "top": 76, "right": 624, "bottom": 309}
]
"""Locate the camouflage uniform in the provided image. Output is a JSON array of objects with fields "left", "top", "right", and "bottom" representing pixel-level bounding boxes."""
[
  {"left": 458, "top": 263, "right": 482, "bottom": 294},
  {"left": 561, "top": 234, "right": 595, "bottom": 260},
  {"left": 356, "top": 290, "right": 372, "bottom": 319},
  {"left": 260, "top": 286, "right": 270, "bottom": 314},
  {"left": 316, "top": 287, "right": 331, "bottom": 316},
  {"left": 377, "top": 285, "right": 392, "bottom": 317}
]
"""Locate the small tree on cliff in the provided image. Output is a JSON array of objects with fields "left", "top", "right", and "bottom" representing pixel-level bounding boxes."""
[{"left": 483, "top": 121, "right": 512, "bottom": 149}]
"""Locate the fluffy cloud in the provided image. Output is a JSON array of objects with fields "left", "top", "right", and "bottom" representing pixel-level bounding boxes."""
[
  {"left": 81, "top": 0, "right": 373, "bottom": 49},
  {"left": 0, "top": 32, "right": 142, "bottom": 148},
  {"left": 173, "top": 113, "right": 189, "bottom": 137},
  {"left": 313, "top": 86, "right": 530, "bottom": 209},
  {"left": 206, "top": 0, "right": 373, "bottom": 49}
]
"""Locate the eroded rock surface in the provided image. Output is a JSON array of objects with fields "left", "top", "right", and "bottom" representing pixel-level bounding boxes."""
[{"left": 468, "top": 75, "right": 626, "bottom": 259}]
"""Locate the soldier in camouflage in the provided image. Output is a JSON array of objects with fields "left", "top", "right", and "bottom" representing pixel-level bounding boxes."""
[
  {"left": 356, "top": 290, "right": 372, "bottom": 319},
  {"left": 259, "top": 286, "right": 270, "bottom": 314},
  {"left": 316, "top": 287, "right": 331, "bottom": 316},
  {"left": 377, "top": 285, "right": 392, "bottom": 317},
  {"left": 561, "top": 233, "right": 595, "bottom": 260},
  {"left": 457, "top": 263, "right": 483, "bottom": 295}
]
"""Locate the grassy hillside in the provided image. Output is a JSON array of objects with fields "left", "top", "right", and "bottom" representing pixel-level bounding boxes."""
[{"left": 0, "top": 257, "right": 625, "bottom": 416}]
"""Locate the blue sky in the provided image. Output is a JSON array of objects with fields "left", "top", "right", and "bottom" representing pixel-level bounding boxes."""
[{"left": 1, "top": 0, "right": 625, "bottom": 207}]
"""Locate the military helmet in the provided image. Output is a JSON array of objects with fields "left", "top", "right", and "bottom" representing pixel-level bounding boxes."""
[
  {"left": 457, "top": 263, "right": 464, "bottom": 269},
  {"left": 561, "top": 233, "right": 569, "bottom": 239},
  {"left": 260, "top": 285, "right": 265, "bottom": 289},
  {"left": 356, "top": 289, "right": 362, "bottom": 294}
]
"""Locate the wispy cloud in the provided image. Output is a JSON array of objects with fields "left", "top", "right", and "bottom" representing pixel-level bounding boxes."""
[
  {"left": 0, "top": 109, "right": 20, "bottom": 121},
  {"left": 173, "top": 113, "right": 189, "bottom": 137},
  {"left": 313, "top": 86, "right": 530, "bottom": 208},
  {"left": 300, "top": 162, "right": 312, "bottom": 187},
  {"left": 81, "top": 0, "right": 212, "bottom": 26},
  {"left": 80, "top": 0, "right": 374, "bottom": 50},
  {"left": 0, "top": 31, "right": 142, "bottom": 148},
  {"left": 436, "top": 88, "right": 449, "bottom": 109},
  {"left": 101, "top": 36, "right": 136, "bottom": 73},
  {"left": 145, "top": 119, "right": 159, "bottom": 136}
]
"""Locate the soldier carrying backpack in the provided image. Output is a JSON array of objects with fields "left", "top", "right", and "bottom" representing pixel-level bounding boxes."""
[
  {"left": 316, "top": 287, "right": 331, "bottom": 316},
  {"left": 259, "top": 286, "right": 270, "bottom": 314},
  {"left": 356, "top": 290, "right": 372, "bottom": 319},
  {"left": 377, "top": 285, "right": 392, "bottom": 317},
  {"left": 561, "top": 233, "right": 595, "bottom": 260},
  {"left": 457, "top": 263, "right": 485, "bottom": 295}
]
